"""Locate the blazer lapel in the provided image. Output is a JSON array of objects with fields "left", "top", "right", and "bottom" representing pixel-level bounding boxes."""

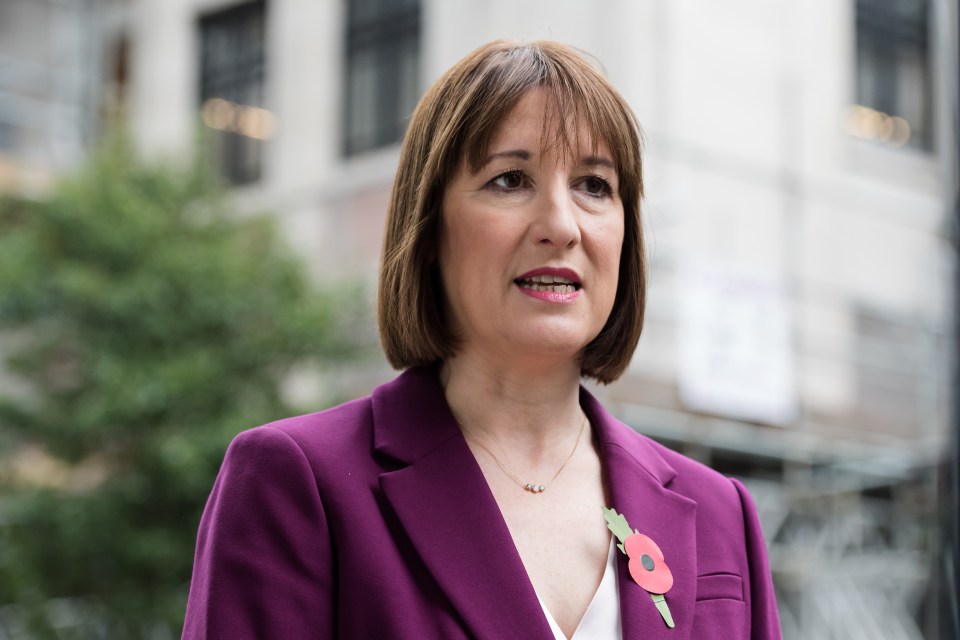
[
  {"left": 582, "top": 389, "right": 698, "bottom": 640},
  {"left": 374, "top": 368, "right": 553, "bottom": 639},
  {"left": 372, "top": 369, "right": 698, "bottom": 640}
]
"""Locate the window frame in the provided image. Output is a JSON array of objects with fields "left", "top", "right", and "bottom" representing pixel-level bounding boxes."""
[
  {"left": 198, "top": 0, "right": 269, "bottom": 185},
  {"left": 341, "top": 0, "right": 421, "bottom": 157}
]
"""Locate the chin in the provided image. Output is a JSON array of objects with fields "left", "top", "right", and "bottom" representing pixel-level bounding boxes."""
[{"left": 507, "top": 328, "right": 595, "bottom": 363}]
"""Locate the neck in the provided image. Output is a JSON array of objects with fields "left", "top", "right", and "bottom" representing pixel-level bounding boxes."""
[{"left": 440, "top": 351, "right": 585, "bottom": 458}]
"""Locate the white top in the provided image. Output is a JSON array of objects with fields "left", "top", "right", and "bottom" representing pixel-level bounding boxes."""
[{"left": 536, "top": 541, "right": 622, "bottom": 640}]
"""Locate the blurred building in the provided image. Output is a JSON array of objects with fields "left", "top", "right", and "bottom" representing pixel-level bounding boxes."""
[{"left": 1, "top": 0, "right": 956, "bottom": 638}]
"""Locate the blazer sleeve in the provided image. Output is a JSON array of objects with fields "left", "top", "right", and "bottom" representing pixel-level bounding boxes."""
[
  {"left": 182, "top": 426, "right": 335, "bottom": 639},
  {"left": 731, "top": 478, "right": 782, "bottom": 640}
]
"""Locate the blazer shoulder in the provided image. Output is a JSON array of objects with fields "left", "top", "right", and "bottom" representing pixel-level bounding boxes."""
[
  {"left": 263, "top": 394, "right": 373, "bottom": 440},
  {"left": 629, "top": 429, "right": 743, "bottom": 509},
  {"left": 638, "top": 433, "right": 770, "bottom": 563},
  {"left": 229, "top": 395, "right": 376, "bottom": 475}
]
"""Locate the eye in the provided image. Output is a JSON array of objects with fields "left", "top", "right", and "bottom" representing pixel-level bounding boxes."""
[
  {"left": 579, "top": 175, "right": 613, "bottom": 198},
  {"left": 490, "top": 170, "right": 526, "bottom": 190}
]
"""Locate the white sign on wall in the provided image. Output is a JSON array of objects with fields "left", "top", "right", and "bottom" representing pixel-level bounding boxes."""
[{"left": 677, "top": 261, "right": 797, "bottom": 425}]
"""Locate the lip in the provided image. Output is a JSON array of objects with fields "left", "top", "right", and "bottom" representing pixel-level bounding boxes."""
[
  {"left": 517, "top": 286, "right": 582, "bottom": 303},
  {"left": 515, "top": 267, "right": 582, "bottom": 284},
  {"left": 514, "top": 266, "right": 583, "bottom": 304}
]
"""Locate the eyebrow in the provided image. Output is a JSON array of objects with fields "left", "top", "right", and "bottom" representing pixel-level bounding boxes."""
[
  {"left": 481, "top": 150, "right": 616, "bottom": 170},
  {"left": 580, "top": 155, "right": 616, "bottom": 170},
  {"left": 482, "top": 149, "right": 532, "bottom": 165}
]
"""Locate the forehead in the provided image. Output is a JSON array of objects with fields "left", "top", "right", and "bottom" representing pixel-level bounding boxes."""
[{"left": 475, "top": 88, "right": 612, "bottom": 168}]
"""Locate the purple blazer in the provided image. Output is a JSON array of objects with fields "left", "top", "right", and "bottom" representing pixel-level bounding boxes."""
[{"left": 183, "top": 367, "right": 781, "bottom": 639}]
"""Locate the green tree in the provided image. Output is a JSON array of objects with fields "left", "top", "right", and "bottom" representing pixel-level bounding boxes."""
[{"left": 0, "top": 137, "right": 368, "bottom": 638}]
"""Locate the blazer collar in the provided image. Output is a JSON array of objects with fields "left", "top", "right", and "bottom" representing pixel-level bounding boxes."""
[
  {"left": 373, "top": 367, "right": 697, "bottom": 639},
  {"left": 583, "top": 389, "right": 698, "bottom": 640},
  {"left": 372, "top": 365, "right": 462, "bottom": 464},
  {"left": 374, "top": 366, "right": 553, "bottom": 638}
]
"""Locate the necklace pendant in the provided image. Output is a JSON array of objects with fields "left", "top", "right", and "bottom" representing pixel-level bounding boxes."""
[{"left": 458, "top": 412, "right": 587, "bottom": 497}]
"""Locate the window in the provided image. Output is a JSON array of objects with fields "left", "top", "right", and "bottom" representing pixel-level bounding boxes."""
[
  {"left": 343, "top": 0, "right": 421, "bottom": 156},
  {"left": 852, "top": 0, "right": 931, "bottom": 149},
  {"left": 100, "top": 35, "right": 130, "bottom": 128},
  {"left": 199, "top": 1, "right": 269, "bottom": 184},
  {"left": 0, "top": 122, "right": 13, "bottom": 152}
]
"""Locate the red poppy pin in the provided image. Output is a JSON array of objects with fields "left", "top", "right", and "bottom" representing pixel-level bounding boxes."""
[{"left": 602, "top": 506, "right": 676, "bottom": 628}]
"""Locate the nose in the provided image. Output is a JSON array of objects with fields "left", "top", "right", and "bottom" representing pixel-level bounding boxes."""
[{"left": 532, "top": 179, "right": 581, "bottom": 248}]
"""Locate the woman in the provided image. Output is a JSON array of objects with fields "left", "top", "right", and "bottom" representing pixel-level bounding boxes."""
[{"left": 182, "top": 39, "right": 781, "bottom": 639}]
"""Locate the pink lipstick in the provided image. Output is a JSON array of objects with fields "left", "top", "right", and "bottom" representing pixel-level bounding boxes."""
[{"left": 514, "top": 268, "right": 582, "bottom": 303}]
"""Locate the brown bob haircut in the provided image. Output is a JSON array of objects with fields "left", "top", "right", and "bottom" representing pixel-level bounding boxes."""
[{"left": 378, "top": 39, "right": 646, "bottom": 384}]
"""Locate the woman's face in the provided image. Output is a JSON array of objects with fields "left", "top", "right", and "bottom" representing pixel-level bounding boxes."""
[{"left": 438, "top": 89, "right": 625, "bottom": 370}]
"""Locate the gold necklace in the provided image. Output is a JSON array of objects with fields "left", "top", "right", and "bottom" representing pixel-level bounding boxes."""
[{"left": 459, "top": 413, "right": 588, "bottom": 494}]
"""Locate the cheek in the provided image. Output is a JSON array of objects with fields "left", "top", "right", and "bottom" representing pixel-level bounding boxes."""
[
  {"left": 439, "top": 215, "right": 500, "bottom": 295},
  {"left": 606, "top": 232, "right": 624, "bottom": 269},
  {"left": 595, "top": 221, "right": 625, "bottom": 278},
  {"left": 437, "top": 217, "right": 472, "bottom": 306},
  {"left": 437, "top": 224, "right": 455, "bottom": 286},
  {"left": 593, "top": 222, "right": 625, "bottom": 317}
]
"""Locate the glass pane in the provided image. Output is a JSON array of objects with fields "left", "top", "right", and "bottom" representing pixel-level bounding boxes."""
[
  {"left": 342, "top": 0, "right": 420, "bottom": 156},
  {"left": 854, "top": 0, "right": 931, "bottom": 149},
  {"left": 346, "top": 48, "right": 378, "bottom": 154},
  {"left": 396, "top": 36, "right": 420, "bottom": 132},
  {"left": 198, "top": 0, "right": 266, "bottom": 183}
]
